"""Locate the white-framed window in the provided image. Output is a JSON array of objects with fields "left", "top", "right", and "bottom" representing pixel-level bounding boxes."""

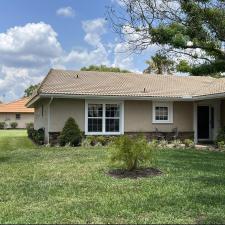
[
  {"left": 152, "top": 102, "right": 173, "bottom": 124},
  {"left": 85, "top": 100, "right": 124, "bottom": 135}
]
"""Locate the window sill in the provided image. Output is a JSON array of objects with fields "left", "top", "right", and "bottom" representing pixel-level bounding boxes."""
[
  {"left": 152, "top": 121, "right": 173, "bottom": 124},
  {"left": 85, "top": 132, "right": 122, "bottom": 136}
]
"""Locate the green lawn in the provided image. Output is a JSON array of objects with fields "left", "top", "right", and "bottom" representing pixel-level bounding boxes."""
[{"left": 0, "top": 130, "right": 225, "bottom": 224}]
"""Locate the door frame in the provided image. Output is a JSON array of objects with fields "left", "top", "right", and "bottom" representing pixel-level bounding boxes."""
[{"left": 193, "top": 100, "right": 221, "bottom": 143}]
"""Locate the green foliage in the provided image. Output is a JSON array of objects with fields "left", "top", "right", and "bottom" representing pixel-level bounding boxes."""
[
  {"left": 1, "top": 130, "right": 225, "bottom": 223},
  {"left": 26, "top": 122, "right": 34, "bottom": 130},
  {"left": 217, "top": 141, "right": 225, "bottom": 150},
  {"left": 96, "top": 136, "right": 108, "bottom": 146},
  {"left": 111, "top": 135, "right": 156, "bottom": 171},
  {"left": 110, "top": 0, "right": 225, "bottom": 76},
  {"left": 85, "top": 136, "right": 98, "bottom": 146},
  {"left": 150, "top": 139, "right": 159, "bottom": 147},
  {"left": 159, "top": 139, "right": 168, "bottom": 149},
  {"left": 24, "top": 84, "right": 39, "bottom": 97},
  {"left": 191, "top": 60, "right": 225, "bottom": 76},
  {"left": 59, "top": 117, "right": 82, "bottom": 147},
  {"left": 82, "top": 136, "right": 116, "bottom": 147},
  {"left": 172, "top": 139, "right": 182, "bottom": 148},
  {"left": 81, "top": 65, "right": 130, "bottom": 73},
  {"left": 216, "top": 127, "right": 225, "bottom": 146},
  {"left": 0, "top": 122, "right": 6, "bottom": 129},
  {"left": 144, "top": 53, "right": 174, "bottom": 74},
  {"left": 183, "top": 139, "right": 195, "bottom": 148},
  {"left": 27, "top": 128, "right": 45, "bottom": 145},
  {"left": 176, "top": 60, "right": 192, "bottom": 73},
  {"left": 81, "top": 138, "right": 92, "bottom": 148},
  {"left": 10, "top": 122, "right": 18, "bottom": 129}
]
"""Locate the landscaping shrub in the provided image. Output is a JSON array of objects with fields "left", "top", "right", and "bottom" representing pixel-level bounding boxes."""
[
  {"left": 59, "top": 117, "right": 82, "bottom": 147},
  {"left": 217, "top": 141, "right": 225, "bottom": 150},
  {"left": 149, "top": 139, "right": 158, "bottom": 147},
  {"left": 83, "top": 136, "right": 116, "bottom": 147},
  {"left": 216, "top": 127, "right": 225, "bottom": 146},
  {"left": 96, "top": 136, "right": 108, "bottom": 146},
  {"left": 10, "top": 122, "right": 18, "bottom": 129},
  {"left": 35, "top": 128, "right": 45, "bottom": 145},
  {"left": 111, "top": 135, "right": 156, "bottom": 171},
  {"left": 0, "top": 122, "right": 6, "bottom": 129},
  {"left": 81, "top": 138, "right": 92, "bottom": 148},
  {"left": 183, "top": 139, "right": 195, "bottom": 148},
  {"left": 159, "top": 139, "right": 168, "bottom": 149},
  {"left": 86, "top": 136, "right": 98, "bottom": 146},
  {"left": 27, "top": 128, "right": 34, "bottom": 139},
  {"left": 27, "top": 127, "right": 45, "bottom": 145},
  {"left": 26, "top": 122, "right": 34, "bottom": 130},
  {"left": 172, "top": 139, "right": 182, "bottom": 148}
]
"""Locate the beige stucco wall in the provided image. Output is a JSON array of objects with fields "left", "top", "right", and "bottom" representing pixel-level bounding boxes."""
[
  {"left": 34, "top": 98, "right": 194, "bottom": 138},
  {"left": 124, "top": 101, "right": 193, "bottom": 132},
  {"left": 34, "top": 99, "right": 50, "bottom": 141},
  {"left": 0, "top": 113, "right": 34, "bottom": 128},
  {"left": 35, "top": 99, "right": 193, "bottom": 132},
  {"left": 50, "top": 99, "right": 85, "bottom": 132}
]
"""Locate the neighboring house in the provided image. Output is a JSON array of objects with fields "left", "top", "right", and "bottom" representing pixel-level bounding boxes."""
[
  {"left": 0, "top": 98, "right": 34, "bottom": 128},
  {"left": 26, "top": 69, "right": 225, "bottom": 144}
]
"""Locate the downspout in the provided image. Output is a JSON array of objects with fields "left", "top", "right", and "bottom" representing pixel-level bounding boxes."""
[{"left": 47, "top": 97, "right": 54, "bottom": 144}]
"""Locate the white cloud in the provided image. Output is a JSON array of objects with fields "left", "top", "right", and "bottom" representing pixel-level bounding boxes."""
[
  {"left": 0, "top": 20, "right": 111, "bottom": 102},
  {"left": 56, "top": 6, "right": 75, "bottom": 18},
  {"left": 0, "top": 65, "right": 46, "bottom": 101},
  {"left": 55, "top": 18, "right": 110, "bottom": 69},
  {"left": 111, "top": 0, "right": 126, "bottom": 7},
  {"left": 82, "top": 18, "right": 106, "bottom": 47},
  {"left": 112, "top": 25, "right": 159, "bottom": 72},
  {"left": 0, "top": 18, "right": 151, "bottom": 102},
  {"left": 0, "top": 22, "right": 62, "bottom": 102},
  {"left": 0, "top": 22, "right": 62, "bottom": 68}
]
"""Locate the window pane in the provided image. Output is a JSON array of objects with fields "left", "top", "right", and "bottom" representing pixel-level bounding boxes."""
[
  {"left": 106, "top": 104, "right": 120, "bottom": 117},
  {"left": 106, "top": 119, "right": 120, "bottom": 132},
  {"left": 155, "top": 106, "right": 168, "bottom": 121},
  {"left": 16, "top": 114, "right": 21, "bottom": 120},
  {"left": 88, "top": 104, "right": 103, "bottom": 117},
  {"left": 88, "top": 118, "right": 102, "bottom": 132}
]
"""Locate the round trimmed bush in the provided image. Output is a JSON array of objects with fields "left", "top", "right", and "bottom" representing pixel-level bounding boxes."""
[
  {"left": 59, "top": 117, "right": 82, "bottom": 147},
  {"left": 10, "top": 122, "right": 18, "bottom": 129}
]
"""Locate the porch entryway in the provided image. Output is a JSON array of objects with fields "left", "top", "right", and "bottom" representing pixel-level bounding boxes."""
[{"left": 194, "top": 100, "right": 221, "bottom": 144}]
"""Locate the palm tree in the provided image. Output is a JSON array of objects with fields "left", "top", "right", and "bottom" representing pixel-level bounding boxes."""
[{"left": 144, "top": 53, "right": 174, "bottom": 75}]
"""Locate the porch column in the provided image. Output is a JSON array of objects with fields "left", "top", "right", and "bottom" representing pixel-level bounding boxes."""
[{"left": 193, "top": 102, "right": 198, "bottom": 144}]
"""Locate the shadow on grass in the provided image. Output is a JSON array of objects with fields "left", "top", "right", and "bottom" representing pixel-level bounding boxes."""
[
  {"left": 195, "top": 214, "right": 225, "bottom": 224},
  {"left": 0, "top": 156, "right": 10, "bottom": 163},
  {"left": 158, "top": 149, "right": 225, "bottom": 174},
  {"left": 191, "top": 176, "right": 225, "bottom": 187}
]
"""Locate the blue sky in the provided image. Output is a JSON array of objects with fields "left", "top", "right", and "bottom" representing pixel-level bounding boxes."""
[{"left": 0, "top": 0, "right": 157, "bottom": 102}]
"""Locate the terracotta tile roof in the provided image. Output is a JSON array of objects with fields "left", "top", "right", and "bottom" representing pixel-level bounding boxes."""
[{"left": 0, "top": 97, "right": 34, "bottom": 113}]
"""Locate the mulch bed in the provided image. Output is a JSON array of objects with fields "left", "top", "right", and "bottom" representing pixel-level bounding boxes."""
[{"left": 107, "top": 167, "right": 163, "bottom": 179}]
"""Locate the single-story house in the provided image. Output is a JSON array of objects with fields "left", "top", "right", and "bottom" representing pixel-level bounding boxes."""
[
  {"left": 26, "top": 69, "right": 225, "bottom": 144},
  {"left": 0, "top": 97, "right": 34, "bottom": 128}
]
